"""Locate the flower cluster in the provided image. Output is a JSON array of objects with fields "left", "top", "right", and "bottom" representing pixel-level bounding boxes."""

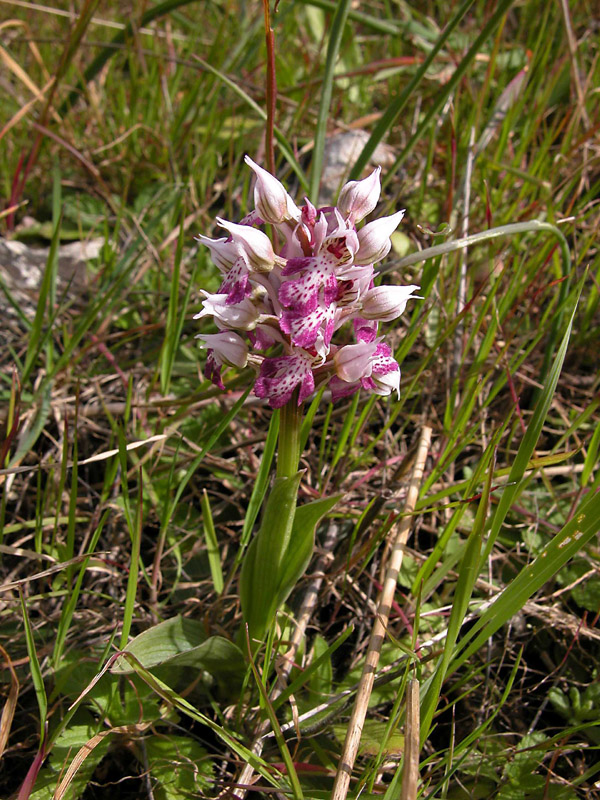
[{"left": 194, "top": 157, "right": 419, "bottom": 409}]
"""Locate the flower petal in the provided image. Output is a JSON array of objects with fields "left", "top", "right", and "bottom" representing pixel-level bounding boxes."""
[
  {"left": 204, "top": 351, "right": 225, "bottom": 390},
  {"left": 353, "top": 317, "right": 379, "bottom": 343},
  {"left": 254, "top": 353, "right": 315, "bottom": 408},
  {"left": 219, "top": 255, "right": 251, "bottom": 304},
  {"left": 279, "top": 255, "right": 337, "bottom": 313},
  {"left": 217, "top": 217, "right": 275, "bottom": 272},
  {"left": 333, "top": 340, "right": 378, "bottom": 382},
  {"left": 354, "top": 209, "right": 405, "bottom": 266},
  {"left": 196, "top": 235, "right": 241, "bottom": 273},
  {"left": 361, "top": 284, "right": 421, "bottom": 322},
  {"left": 194, "top": 292, "right": 260, "bottom": 330},
  {"left": 196, "top": 331, "right": 248, "bottom": 367},
  {"left": 245, "top": 155, "right": 301, "bottom": 224},
  {"left": 337, "top": 167, "right": 381, "bottom": 224},
  {"left": 280, "top": 304, "right": 331, "bottom": 349},
  {"left": 329, "top": 375, "right": 361, "bottom": 402}
]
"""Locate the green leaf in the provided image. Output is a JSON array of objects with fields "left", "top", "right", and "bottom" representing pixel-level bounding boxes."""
[
  {"left": 307, "top": 634, "right": 332, "bottom": 704},
  {"left": 30, "top": 738, "right": 111, "bottom": 800},
  {"left": 582, "top": 419, "right": 600, "bottom": 486},
  {"left": 113, "top": 616, "right": 244, "bottom": 680},
  {"left": 274, "top": 623, "right": 354, "bottom": 711},
  {"left": 167, "top": 637, "right": 245, "bottom": 677},
  {"left": 159, "top": 210, "right": 194, "bottom": 396},
  {"left": 239, "top": 472, "right": 303, "bottom": 640},
  {"left": 113, "top": 616, "right": 206, "bottom": 671},
  {"left": 333, "top": 719, "right": 404, "bottom": 757},
  {"left": 240, "top": 486, "right": 340, "bottom": 642},
  {"left": 20, "top": 591, "right": 47, "bottom": 744},
  {"left": 201, "top": 489, "right": 224, "bottom": 595},
  {"left": 239, "top": 411, "right": 280, "bottom": 552},
  {"left": 275, "top": 494, "right": 341, "bottom": 605},
  {"left": 122, "top": 659, "right": 279, "bottom": 790},
  {"left": 494, "top": 732, "right": 579, "bottom": 800}
]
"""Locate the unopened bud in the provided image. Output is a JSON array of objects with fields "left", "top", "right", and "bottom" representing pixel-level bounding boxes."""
[
  {"left": 216, "top": 217, "right": 275, "bottom": 273},
  {"left": 194, "top": 292, "right": 260, "bottom": 330},
  {"left": 361, "top": 284, "right": 421, "bottom": 322},
  {"left": 196, "top": 235, "right": 242, "bottom": 272},
  {"left": 337, "top": 167, "right": 381, "bottom": 224},
  {"left": 245, "top": 156, "right": 300, "bottom": 224},
  {"left": 354, "top": 210, "right": 405, "bottom": 266},
  {"left": 196, "top": 330, "right": 249, "bottom": 367},
  {"left": 333, "top": 340, "right": 378, "bottom": 383}
]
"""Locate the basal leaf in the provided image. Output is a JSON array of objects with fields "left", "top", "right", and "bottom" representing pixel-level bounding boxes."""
[{"left": 112, "top": 616, "right": 207, "bottom": 673}]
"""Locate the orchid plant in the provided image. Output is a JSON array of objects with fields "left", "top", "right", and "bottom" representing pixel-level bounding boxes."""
[{"left": 195, "top": 157, "right": 419, "bottom": 642}]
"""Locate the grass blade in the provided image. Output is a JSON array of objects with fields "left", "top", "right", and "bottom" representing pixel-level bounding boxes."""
[
  {"left": 201, "top": 489, "right": 224, "bottom": 595},
  {"left": 384, "top": 0, "right": 518, "bottom": 181},
  {"left": 19, "top": 591, "right": 47, "bottom": 745},
  {"left": 420, "top": 447, "right": 495, "bottom": 742},
  {"left": 245, "top": 629, "right": 303, "bottom": 800},
  {"left": 119, "top": 470, "right": 143, "bottom": 649},
  {"left": 236, "top": 408, "right": 279, "bottom": 561},
  {"left": 160, "top": 208, "right": 192, "bottom": 395}
]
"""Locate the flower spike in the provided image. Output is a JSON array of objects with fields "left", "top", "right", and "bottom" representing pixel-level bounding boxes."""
[{"left": 193, "top": 156, "right": 418, "bottom": 407}]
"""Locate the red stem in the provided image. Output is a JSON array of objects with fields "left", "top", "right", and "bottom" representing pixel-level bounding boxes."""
[{"left": 262, "top": 0, "right": 276, "bottom": 174}]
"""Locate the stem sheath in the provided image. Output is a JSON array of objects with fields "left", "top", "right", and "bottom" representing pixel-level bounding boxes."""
[{"left": 276, "top": 400, "right": 302, "bottom": 479}]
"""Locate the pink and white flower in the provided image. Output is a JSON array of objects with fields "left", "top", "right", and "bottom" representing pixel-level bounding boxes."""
[
  {"left": 196, "top": 235, "right": 241, "bottom": 273},
  {"left": 245, "top": 155, "right": 301, "bottom": 225},
  {"left": 254, "top": 352, "right": 315, "bottom": 409},
  {"left": 194, "top": 292, "right": 260, "bottom": 330},
  {"left": 337, "top": 167, "right": 381, "bottom": 224},
  {"left": 193, "top": 157, "right": 418, "bottom": 408},
  {"left": 196, "top": 332, "right": 249, "bottom": 390},
  {"left": 196, "top": 330, "right": 249, "bottom": 368},
  {"left": 216, "top": 218, "right": 276, "bottom": 273},
  {"left": 333, "top": 340, "right": 379, "bottom": 383},
  {"left": 354, "top": 209, "right": 405, "bottom": 266},
  {"left": 361, "top": 284, "right": 421, "bottom": 322}
]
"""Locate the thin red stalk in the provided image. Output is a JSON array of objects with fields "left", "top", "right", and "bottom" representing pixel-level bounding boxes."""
[
  {"left": 504, "top": 361, "right": 526, "bottom": 435},
  {"left": 262, "top": 0, "right": 276, "bottom": 174},
  {"left": 445, "top": 116, "right": 457, "bottom": 222},
  {"left": 6, "top": 153, "right": 25, "bottom": 230}
]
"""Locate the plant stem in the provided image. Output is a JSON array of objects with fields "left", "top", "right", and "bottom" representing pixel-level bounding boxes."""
[
  {"left": 276, "top": 400, "right": 302, "bottom": 479},
  {"left": 263, "top": 0, "right": 276, "bottom": 175}
]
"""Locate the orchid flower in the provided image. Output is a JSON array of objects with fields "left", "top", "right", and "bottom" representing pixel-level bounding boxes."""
[{"left": 194, "top": 158, "right": 418, "bottom": 409}]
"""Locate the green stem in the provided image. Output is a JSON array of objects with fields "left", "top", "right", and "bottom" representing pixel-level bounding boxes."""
[{"left": 276, "top": 400, "right": 302, "bottom": 479}]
